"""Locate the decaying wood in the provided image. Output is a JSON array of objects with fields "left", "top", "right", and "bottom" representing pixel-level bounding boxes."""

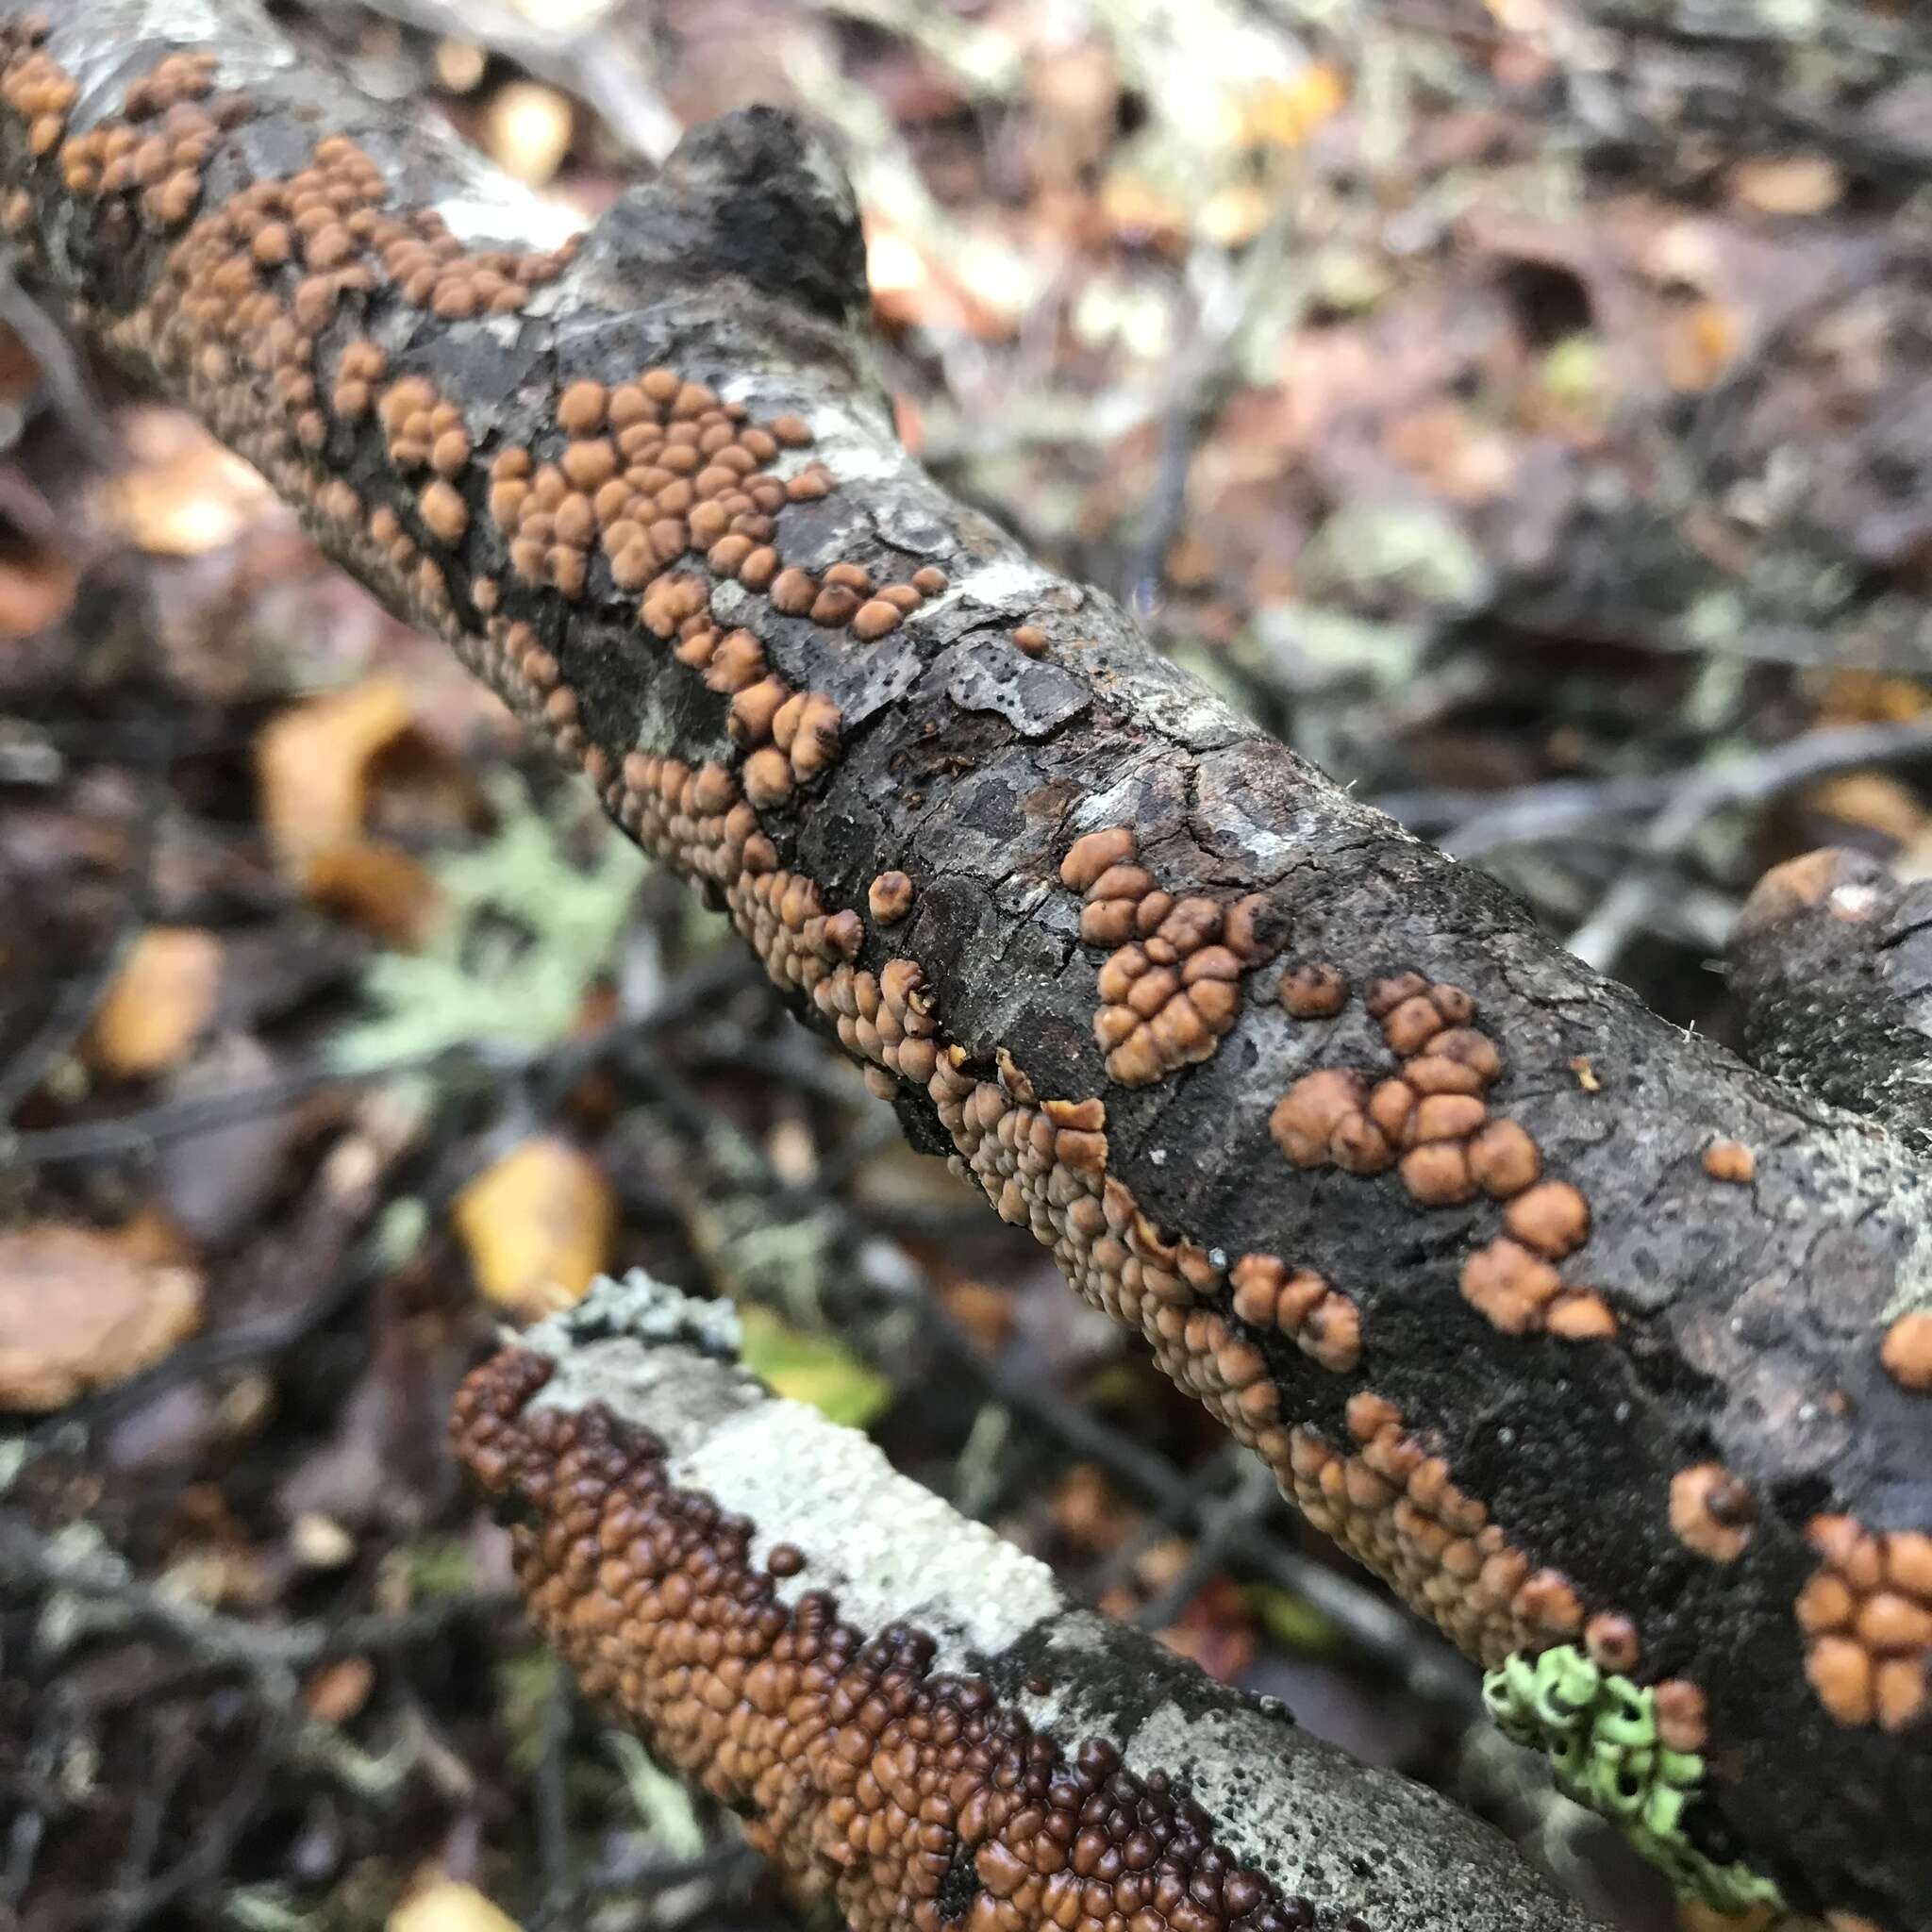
[{"left": 3, "top": 6, "right": 1928, "bottom": 1924}]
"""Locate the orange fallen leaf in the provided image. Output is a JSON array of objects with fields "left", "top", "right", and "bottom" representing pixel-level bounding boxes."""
[
  {"left": 303, "top": 843, "right": 442, "bottom": 948},
  {"left": 453, "top": 1136, "right": 615, "bottom": 1320},
  {"left": 306, "top": 1656, "right": 375, "bottom": 1724},
  {"left": 1238, "top": 64, "right": 1346, "bottom": 150},
  {"left": 0, "top": 546, "right": 77, "bottom": 639},
  {"left": 101, "top": 1205, "right": 193, "bottom": 1268},
  {"left": 85, "top": 926, "right": 223, "bottom": 1077},
  {"left": 1661, "top": 300, "right": 1738, "bottom": 392},
  {"left": 942, "top": 1279, "right": 1015, "bottom": 1355},
  {"left": 1819, "top": 670, "right": 1930, "bottom": 724},
  {"left": 258, "top": 675, "right": 417, "bottom": 866},
  {"left": 1098, "top": 174, "right": 1187, "bottom": 250},
  {"left": 1804, "top": 774, "right": 1926, "bottom": 846},
  {"left": 257, "top": 677, "right": 469, "bottom": 942},
  {"left": 0, "top": 1224, "right": 201, "bottom": 1410}
]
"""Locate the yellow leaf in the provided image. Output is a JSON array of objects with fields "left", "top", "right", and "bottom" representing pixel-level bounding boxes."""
[
  {"left": 86, "top": 926, "right": 223, "bottom": 1077},
  {"left": 1239, "top": 64, "right": 1346, "bottom": 150},
  {"left": 486, "top": 81, "right": 573, "bottom": 187},
  {"left": 453, "top": 1137, "right": 614, "bottom": 1320},
  {"left": 389, "top": 1881, "right": 524, "bottom": 1932},
  {"left": 0, "top": 1224, "right": 202, "bottom": 1410},
  {"left": 737, "top": 1305, "right": 893, "bottom": 1430}
]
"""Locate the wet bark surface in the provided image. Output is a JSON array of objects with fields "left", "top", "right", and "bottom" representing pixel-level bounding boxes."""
[{"left": 7, "top": 5, "right": 1931, "bottom": 1923}]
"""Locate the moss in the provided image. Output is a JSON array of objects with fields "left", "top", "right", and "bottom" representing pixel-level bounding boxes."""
[{"left": 1483, "top": 1646, "right": 1782, "bottom": 1913}]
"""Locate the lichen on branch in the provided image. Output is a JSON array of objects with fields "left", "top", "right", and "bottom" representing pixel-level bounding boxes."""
[{"left": 454, "top": 1271, "right": 1602, "bottom": 1932}]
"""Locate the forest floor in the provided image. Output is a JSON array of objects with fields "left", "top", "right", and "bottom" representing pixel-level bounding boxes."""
[{"left": 3, "top": 2, "right": 1929, "bottom": 1928}]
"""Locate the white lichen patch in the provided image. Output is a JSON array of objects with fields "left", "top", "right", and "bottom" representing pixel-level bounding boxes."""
[
  {"left": 433, "top": 185, "right": 584, "bottom": 255},
  {"left": 673, "top": 1397, "right": 1065, "bottom": 1665},
  {"left": 953, "top": 554, "right": 1063, "bottom": 617}
]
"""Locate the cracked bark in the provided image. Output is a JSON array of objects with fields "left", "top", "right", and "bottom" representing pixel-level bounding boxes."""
[
  {"left": 457, "top": 1273, "right": 1603, "bottom": 1932},
  {"left": 7, "top": 5, "right": 1930, "bottom": 1925}
]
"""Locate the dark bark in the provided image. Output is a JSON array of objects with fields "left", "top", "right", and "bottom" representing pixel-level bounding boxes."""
[
  {"left": 1729, "top": 847, "right": 1932, "bottom": 1156},
  {"left": 5, "top": 6, "right": 1929, "bottom": 1924}
]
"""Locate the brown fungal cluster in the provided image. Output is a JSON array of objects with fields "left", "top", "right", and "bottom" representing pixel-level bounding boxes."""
[
  {"left": 1268, "top": 975, "right": 1615, "bottom": 1342},
  {"left": 454, "top": 1347, "right": 1341, "bottom": 1932},
  {"left": 487, "top": 375, "right": 823, "bottom": 606},
  {"left": 53, "top": 50, "right": 245, "bottom": 227},
  {"left": 1060, "top": 828, "right": 1274, "bottom": 1087},
  {"left": 888, "top": 1032, "right": 1609, "bottom": 1677},
  {"left": 1287, "top": 1391, "right": 1587, "bottom": 1667},
  {"left": 0, "top": 16, "right": 68, "bottom": 160},
  {"left": 1230, "top": 1254, "right": 1360, "bottom": 1374},
  {"left": 1798, "top": 1516, "right": 1932, "bottom": 1731},
  {"left": 1668, "top": 1463, "right": 1755, "bottom": 1564}
]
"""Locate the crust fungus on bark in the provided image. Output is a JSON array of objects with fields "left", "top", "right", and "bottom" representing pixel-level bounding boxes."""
[
  {"left": 5, "top": 7, "right": 1930, "bottom": 1924},
  {"left": 454, "top": 1272, "right": 1605, "bottom": 1932}
]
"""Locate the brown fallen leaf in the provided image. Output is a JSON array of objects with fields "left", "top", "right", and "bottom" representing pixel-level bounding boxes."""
[
  {"left": 452, "top": 1136, "right": 615, "bottom": 1321},
  {"left": 0, "top": 1224, "right": 201, "bottom": 1410},
  {"left": 85, "top": 926, "right": 224, "bottom": 1077},
  {"left": 390, "top": 1881, "right": 523, "bottom": 1932}
]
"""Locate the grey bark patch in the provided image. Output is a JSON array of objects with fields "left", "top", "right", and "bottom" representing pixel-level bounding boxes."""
[{"left": 939, "top": 638, "right": 1090, "bottom": 737}]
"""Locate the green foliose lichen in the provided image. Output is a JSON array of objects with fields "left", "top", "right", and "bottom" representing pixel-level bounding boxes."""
[{"left": 1483, "top": 1646, "right": 1783, "bottom": 1915}]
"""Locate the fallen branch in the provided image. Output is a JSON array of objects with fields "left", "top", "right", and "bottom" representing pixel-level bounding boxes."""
[
  {"left": 455, "top": 1272, "right": 1603, "bottom": 1932},
  {"left": 4, "top": 7, "right": 1928, "bottom": 1923}
]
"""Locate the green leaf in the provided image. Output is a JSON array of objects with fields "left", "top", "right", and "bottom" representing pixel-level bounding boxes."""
[
  {"left": 737, "top": 1305, "right": 894, "bottom": 1431},
  {"left": 1243, "top": 1582, "right": 1341, "bottom": 1657}
]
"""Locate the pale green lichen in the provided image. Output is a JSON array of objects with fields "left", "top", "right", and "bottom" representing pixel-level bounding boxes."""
[
  {"left": 331, "top": 778, "right": 649, "bottom": 1073},
  {"left": 1482, "top": 1646, "right": 1783, "bottom": 1914}
]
